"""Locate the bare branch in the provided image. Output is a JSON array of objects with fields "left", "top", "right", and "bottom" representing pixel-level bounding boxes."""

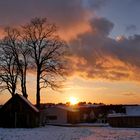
[{"left": 22, "top": 17, "right": 68, "bottom": 108}]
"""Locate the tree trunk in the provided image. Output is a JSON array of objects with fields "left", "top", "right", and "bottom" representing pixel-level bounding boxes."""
[
  {"left": 21, "top": 69, "right": 28, "bottom": 98},
  {"left": 11, "top": 85, "right": 16, "bottom": 97},
  {"left": 21, "top": 79, "right": 28, "bottom": 98},
  {"left": 23, "top": 80, "right": 27, "bottom": 98},
  {"left": 11, "top": 92, "right": 15, "bottom": 97},
  {"left": 36, "top": 68, "right": 40, "bottom": 109}
]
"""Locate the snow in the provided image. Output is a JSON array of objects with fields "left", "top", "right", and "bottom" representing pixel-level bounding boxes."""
[
  {"left": 126, "top": 106, "right": 140, "bottom": 116},
  {"left": 108, "top": 113, "right": 126, "bottom": 117},
  {"left": 0, "top": 126, "right": 91, "bottom": 140},
  {"left": 81, "top": 127, "right": 140, "bottom": 140},
  {"left": 0, "top": 126, "right": 140, "bottom": 140},
  {"left": 108, "top": 105, "right": 140, "bottom": 117},
  {"left": 52, "top": 105, "right": 79, "bottom": 112},
  {"left": 18, "top": 94, "right": 39, "bottom": 112}
]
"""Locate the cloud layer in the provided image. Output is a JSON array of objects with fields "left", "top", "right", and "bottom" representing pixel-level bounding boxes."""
[
  {"left": 0, "top": 0, "right": 92, "bottom": 40},
  {"left": 0, "top": 0, "right": 140, "bottom": 82},
  {"left": 68, "top": 17, "right": 140, "bottom": 81}
]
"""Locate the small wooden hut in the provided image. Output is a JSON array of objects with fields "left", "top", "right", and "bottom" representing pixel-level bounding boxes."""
[{"left": 0, "top": 94, "right": 39, "bottom": 128}]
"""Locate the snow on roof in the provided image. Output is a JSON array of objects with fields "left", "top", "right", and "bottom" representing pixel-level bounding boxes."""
[
  {"left": 79, "top": 104, "right": 102, "bottom": 108},
  {"left": 57, "top": 106, "right": 79, "bottom": 112},
  {"left": 125, "top": 106, "right": 140, "bottom": 116},
  {"left": 108, "top": 113, "right": 126, "bottom": 117},
  {"left": 17, "top": 94, "right": 39, "bottom": 112},
  {"left": 46, "top": 105, "right": 79, "bottom": 112},
  {"left": 108, "top": 106, "right": 140, "bottom": 117}
]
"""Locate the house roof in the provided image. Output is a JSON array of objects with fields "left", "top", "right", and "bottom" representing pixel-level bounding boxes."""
[
  {"left": 57, "top": 106, "right": 79, "bottom": 112},
  {"left": 1, "top": 94, "right": 39, "bottom": 113},
  {"left": 108, "top": 106, "right": 140, "bottom": 117},
  {"left": 125, "top": 106, "right": 140, "bottom": 116},
  {"left": 46, "top": 105, "right": 79, "bottom": 112},
  {"left": 79, "top": 104, "right": 102, "bottom": 108},
  {"left": 17, "top": 94, "right": 39, "bottom": 112},
  {"left": 108, "top": 113, "right": 126, "bottom": 117}
]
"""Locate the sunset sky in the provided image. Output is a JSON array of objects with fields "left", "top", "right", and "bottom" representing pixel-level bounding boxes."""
[{"left": 0, "top": 0, "right": 140, "bottom": 105}]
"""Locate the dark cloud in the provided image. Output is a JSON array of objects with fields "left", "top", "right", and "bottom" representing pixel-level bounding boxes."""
[
  {"left": 0, "top": 0, "right": 109, "bottom": 33},
  {"left": 126, "top": 24, "right": 137, "bottom": 32},
  {"left": 68, "top": 17, "right": 140, "bottom": 81},
  {"left": 0, "top": 0, "right": 88, "bottom": 26},
  {"left": 0, "top": 0, "right": 94, "bottom": 41},
  {"left": 90, "top": 17, "right": 114, "bottom": 36}
]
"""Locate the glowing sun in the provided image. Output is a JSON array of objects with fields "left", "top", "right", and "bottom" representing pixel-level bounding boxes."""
[{"left": 69, "top": 97, "right": 78, "bottom": 105}]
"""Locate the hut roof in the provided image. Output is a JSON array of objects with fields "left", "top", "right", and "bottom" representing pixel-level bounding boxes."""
[
  {"left": 18, "top": 94, "right": 39, "bottom": 112},
  {"left": 1, "top": 94, "right": 39, "bottom": 113}
]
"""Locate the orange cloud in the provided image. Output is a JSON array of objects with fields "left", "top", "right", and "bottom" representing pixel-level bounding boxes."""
[
  {"left": 0, "top": 27, "right": 5, "bottom": 39},
  {"left": 65, "top": 17, "right": 140, "bottom": 82},
  {"left": 58, "top": 21, "right": 91, "bottom": 41}
]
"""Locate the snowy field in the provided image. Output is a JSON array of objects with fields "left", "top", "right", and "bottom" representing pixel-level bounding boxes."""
[{"left": 0, "top": 126, "right": 140, "bottom": 140}]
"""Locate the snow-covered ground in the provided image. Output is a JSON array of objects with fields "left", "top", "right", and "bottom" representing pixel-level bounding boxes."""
[
  {"left": 82, "top": 127, "right": 140, "bottom": 140},
  {"left": 0, "top": 126, "right": 140, "bottom": 140}
]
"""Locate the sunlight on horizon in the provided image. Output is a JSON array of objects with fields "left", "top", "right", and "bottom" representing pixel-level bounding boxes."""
[
  {"left": 69, "top": 96, "right": 78, "bottom": 105},
  {"left": 0, "top": 75, "right": 140, "bottom": 105}
]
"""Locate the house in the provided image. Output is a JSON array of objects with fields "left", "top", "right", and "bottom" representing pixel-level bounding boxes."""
[
  {"left": 79, "top": 105, "right": 108, "bottom": 123},
  {"left": 40, "top": 105, "right": 80, "bottom": 125},
  {"left": 78, "top": 104, "right": 125, "bottom": 123},
  {"left": 0, "top": 94, "right": 39, "bottom": 128},
  {"left": 108, "top": 105, "right": 140, "bottom": 128}
]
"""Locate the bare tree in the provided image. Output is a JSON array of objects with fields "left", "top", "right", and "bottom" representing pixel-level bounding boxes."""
[
  {"left": 0, "top": 28, "right": 19, "bottom": 96},
  {"left": 22, "top": 18, "right": 67, "bottom": 108},
  {"left": 0, "top": 27, "right": 29, "bottom": 98},
  {"left": 16, "top": 42, "right": 30, "bottom": 98},
  {"left": 15, "top": 33, "right": 31, "bottom": 99}
]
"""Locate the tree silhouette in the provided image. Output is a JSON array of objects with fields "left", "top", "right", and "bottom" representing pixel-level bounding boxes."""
[
  {"left": 0, "top": 28, "right": 19, "bottom": 96},
  {"left": 16, "top": 38, "right": 30, "bottom": 98},
  {"left": 23, "top": 18, "right": 67, "bottom": 108},
  {"left": 0, "top": 27, "right": 29, "bottom": 98}
]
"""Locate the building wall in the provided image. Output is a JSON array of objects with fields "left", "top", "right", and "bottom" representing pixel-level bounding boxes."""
[
  {"left": 43, "top": 107, "right": 67, "bottom": 124},
  {"left": 67, "top": 111, "right": 80, "bottom": 124},
  {"left": 108, "top": 116, "right": 140, "bottom": 128}
]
